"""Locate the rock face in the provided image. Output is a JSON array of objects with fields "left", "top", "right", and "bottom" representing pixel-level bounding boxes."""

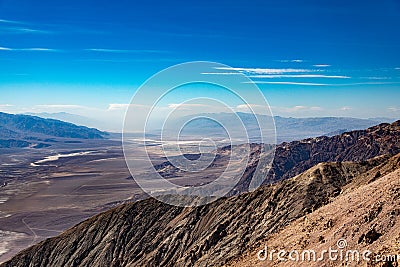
[
  {"left": 3, "top": 152, "right": 399, "bottom": 267},
  {"left": 234, "top": 120, "right": 400, "bottom": 192},
  {"left": 230, "top": 156, "right": 400, "bottom": 267}
]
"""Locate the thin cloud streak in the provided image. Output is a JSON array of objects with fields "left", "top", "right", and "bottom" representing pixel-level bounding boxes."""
[
  {"left": 35, "top": 104, "right": 87, "bottom": 109},
  {"left": 0, "top": 18, "right": 24, "bottom": 24},
  {"left": 331, "top": 82, "right": 400, "bottom": 86},
  {"left": 0, "top": 26, "right": 52, "bottom": 34},
  {"left": 215, "top": 67, "right": 315, "bottom": 74},
  {"left": 247, "top": 74, "right": 350, "bottom": 79},
  {"left": 361, "top": 77, "right": 391, "bottom": 80},
  {"left": 244, "top": 81, "right": 328, "bottom": 86},
  {"left": 272, "top": 105, "right": 323, "bottom": 113},
  {"left": 245, "top": 81, "right": 400, "bottom": 86},
  {"left": 201, "top": 72, "right": 243, "bottom": 75},
  {"left": 0, "top": 46, "right": 60, "bottom": 52},
  {"left": 0, "top": 19, "right": 52, "bottom": 34},
  {"left": 313, "top": 64, "right": 331, "bottom": 67},
  {"left": 85, "top": 48, "right": 167, "bottom": 53},
  {"left": 276, "top": 59, "right": 304, "bottom": 63}
]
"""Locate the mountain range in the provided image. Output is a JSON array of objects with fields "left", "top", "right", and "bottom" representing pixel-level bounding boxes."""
[
  {"left": 159, "top": 112, "right": 390, "bottom": 142},
  {"left": 0, "top": 112, "right": 108, "bottom": 148},
  {"left": 2, "top": 120, "right": 400, "bottom": 266}
]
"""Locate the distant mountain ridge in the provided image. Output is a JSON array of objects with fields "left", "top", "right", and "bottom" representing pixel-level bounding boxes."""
[
  {"left": 162, "top": 112, "right": 390, "bottom": 142},
  {"left": 24, "top": 112, "right": 100, "bottom": 129},
  {"left": 0, "top": 112, "right": 108, "bottom": 148}
]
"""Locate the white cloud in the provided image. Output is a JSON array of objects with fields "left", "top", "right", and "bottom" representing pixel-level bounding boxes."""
[
  {"left": 0, "top": 47, "right": 59, "bottom": 52},
  {"left": 339, "top": 106, "right": 352, "bottom": 111},
  {"left": 21, "top": 48, "right": 58, "bottom": 52},
  {"left": 273, "top": 105, "right": 323, "bottom": 113},
  {"left": 276, "top": 59, "right": 304, "bottom": 63},
  {"left": 0, "top": 20, "right": 51, "bottom": 34},
  {"left": 247, "top": 74, "right": 350, "bottom": 79},
  {"left": 2, "top": 27, "right": 51, "bottom": 34},
  {"left": 214, "top": 67, "right": 314, "bottom": 75},
  {"left": 85, "top": 48, "right": 165, "bottom": 53},
  {"left": 35, "top": 104, "right": 88, "bottom": 109},
  {"left": 313, "top": 64, "right": 331, "bottom": 67},
  {"left": 388, "top": 107, "right": 400, "bottom": 112},
  {"left": 331, "top": 82, "right": 400, "bottom": 86},
  {"left": 168, "top": 103, "right": 209, "bottom": 110},
  {"left": 107, "top": 103, "right": 131, "bottom": 111},
  {"left": 361, "top": 77, "right": 391, "bottom": 80},
  {"left": 201, "top": 72, "right": 243, "bottom": 75},
  {"left": 235, "top": 104, "right": 264, "bottom": 109},
  {"left": 235, "top": 104, "right": 268, "bottom": 113},
  {"left": 107, "top": 103, "right": 157, "bottom": 111},
  {"left": 0, "top": 104, "right": 14, "bottom": 112},
  {"left": 244, "top": 81, "right": 328, "bottom": 86},
  {"left": 0, "top": 19, "right": 15, "bottom": 23}
]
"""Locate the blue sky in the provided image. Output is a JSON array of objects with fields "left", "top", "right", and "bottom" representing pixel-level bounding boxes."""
[{"left": 0, "top": 0, "right": 400, "bottom": 130}]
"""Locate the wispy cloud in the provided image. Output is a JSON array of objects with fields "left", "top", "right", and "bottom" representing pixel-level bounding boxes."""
[
  {"left": 245, "top": 81, "right": 400, "bottom": 86},
  {"left": 388, "top": 107, "right": 400, "bottom": 112},
  {"left": 35, "top": 104, "right": 86, "bottom": 109},
  {"left": 331, "top": 82, "right": 400, "bottom": 86},
  {"left": 339, "top": 106, "right": 352, "bottom": 111},
  {"left": 276, "top": 59, "right": 304, "bottom": 63},
  {"left": 85, "top": 48, "right": 166, "bottom": 53},
  {"left": 235, "top": 104, "right": 267, "bottom": 113},
  {"left": 0, "top": 18, "right": 24, "bottom": 24},
  {"left": 215, "top": 67, "right": 314, "bottom": 74},
  {"left": 244, "top": 81, "right": 328, "bottom": 86},
  {"left": 273, "top": 105, "right": 323, "bottom": 113},
  {"left": 361, "top": 77, "right": 391, "bottom": 80},
  {"left": 0, "top": 46, "right": 60, "bottom": 52},
  {"left": 1, "top": 27, "right": 51, "bottom": 34},
  {"left": 107, "top": 103, "right": 155, "bottom": 111},
  {"left": 108, "top": 104, "right": 131, "bottom": 111},
  {"left": 313, "top": 64, "right": 331, "bottom": 67},
  {"left": 168, "top": 103, "right": 209, "bottom": 109},
  {"left": 201, "top": 72, "right": 243, "bottom": 75},
  {"left": 0, "top": 18, "right": 52, "bottom": 34},
  {"left": 0, "top": 104, "right": 14, "bottom": 112},
  {"left": 247, "top": 74, "right": 350, "bottom": 79}
]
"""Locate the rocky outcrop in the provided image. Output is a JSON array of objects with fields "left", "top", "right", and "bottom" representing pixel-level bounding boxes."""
[
  {"left": 234, "top": 120, "right": 400, "bottom": 192},
  {"left": 230, "top": 156, "right": 400, "bottom": 267}
]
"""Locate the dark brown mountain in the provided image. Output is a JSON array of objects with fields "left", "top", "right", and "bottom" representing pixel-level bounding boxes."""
[
  {"left": 154, "top": 121, "right": 400, "bottom": 194},
  {"left": 234, "top": 120, "right": 400, "bottom": 192}
]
